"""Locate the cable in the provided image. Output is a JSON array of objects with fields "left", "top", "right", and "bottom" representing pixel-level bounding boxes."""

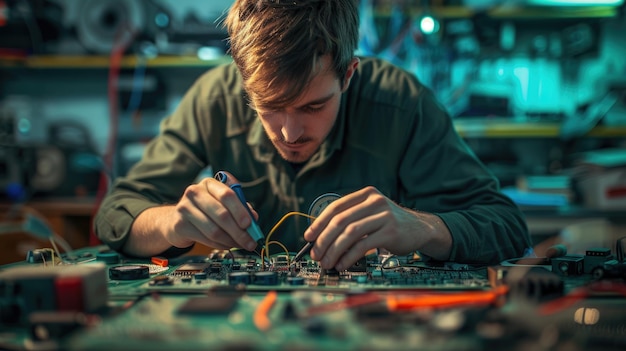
[
  {"left": 260, "top": 240, "right": 290, "bottom": 270},
  {"left": 253, "top": 290, "right": 277, "bottom": 332},
  {"left": 50, "top": 233, "right": 75, "bottom": 263},
  {"left": 0, "top": 205, "right": 76, "bottom": 264},
  {"left": 91, "top": 25, "right": 136, "bottom": 246},
  {"left": 386, "top": 285, "right": 509, "bottom": 311},
  {"left": 264, "top": 211, "right": 316, "bottom": 264},
  {"left": 125, "top": 55, "right": 147, "bottom": 113}
]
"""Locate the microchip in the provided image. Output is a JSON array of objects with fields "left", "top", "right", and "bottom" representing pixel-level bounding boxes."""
[
  {"left": 171, "top": 262, "right": 211, "bottom": 276},
  {"left": 210, "top": 262, "right": 222, "bottom": 273},
  {"left": 176, "top": 295, "right": 239, "bottom": 315}
]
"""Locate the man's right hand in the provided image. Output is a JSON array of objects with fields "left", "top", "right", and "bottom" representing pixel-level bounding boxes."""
[{"left": 124, "top": 173, "right": 259, "bottom": 257}]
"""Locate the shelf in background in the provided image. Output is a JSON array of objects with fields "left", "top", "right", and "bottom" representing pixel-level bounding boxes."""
[
  {"left": 454, "top": 118, "right": 626, "bottom": 138},
  {"left": 374, "top": 5, "right": 620, "bottom": 19},
  {"left": 0, "top": 55, "right": 233, "bottom": 69}
]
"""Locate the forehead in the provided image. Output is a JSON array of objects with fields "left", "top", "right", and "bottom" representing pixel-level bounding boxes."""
[{"left": 254, "top": 55, "right": 338, "bottom": 110}]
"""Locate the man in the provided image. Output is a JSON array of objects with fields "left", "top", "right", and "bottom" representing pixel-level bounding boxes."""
[{"left": 95, "top": 0, "right": 531, "bottom": 269}]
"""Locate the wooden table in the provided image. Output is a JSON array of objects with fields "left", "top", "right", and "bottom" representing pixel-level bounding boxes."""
[{"left": 0, "top": 198, "right": 96, "bottom": 265}]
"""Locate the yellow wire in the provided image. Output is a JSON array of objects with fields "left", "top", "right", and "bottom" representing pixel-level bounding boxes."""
[
  {"left": 260, "top": 241, "right": 290, "bottom": 270},
  {"left": 268, "top": 240, "right": 290, "bottom": 264},
  {"left": 264, "top": 211, "right": 316, "bottom": 265}
]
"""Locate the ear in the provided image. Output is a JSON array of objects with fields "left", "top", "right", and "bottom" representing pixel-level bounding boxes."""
[{"left": 341, "top": 57, "right": 360, "bottom": 92}]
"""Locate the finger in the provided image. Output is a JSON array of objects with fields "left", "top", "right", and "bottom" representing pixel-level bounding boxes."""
[
  {"left": 333, "top": 219, "right": 396, "bottom": 271},
  {"left": 318, "top": 212, "right": 386, "bottom": 269},
  {"left": 308, "top": 191, "right": 379, "bottom": 261},
  {"left": 205, "top": 178, "right": 254, "bottom": 229},
  {"left": 304, "top": 187, "right": 375, "bottom": 242},
  {"left": 213, "top": 171, "right": 258, "bottom": 221},
  {"left": 192, "top": 179, "right": 257, "bottom": 250},
  {"left": 175, "top": 196, "right": 240, "bottom": 249}
]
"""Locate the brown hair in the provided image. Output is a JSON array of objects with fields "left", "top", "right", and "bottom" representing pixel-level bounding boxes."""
[{"left": 224, "top": 0, "right": 359, "bottom": 110}]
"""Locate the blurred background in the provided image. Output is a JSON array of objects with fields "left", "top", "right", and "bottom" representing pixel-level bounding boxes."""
[{"left": 1, "top": 0, "right": 625, "bottom": 264}]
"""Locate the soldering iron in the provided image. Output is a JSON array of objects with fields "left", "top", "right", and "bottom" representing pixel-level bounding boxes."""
[{"left": 214, "top": 171, "right": 266, "bottom": 249}]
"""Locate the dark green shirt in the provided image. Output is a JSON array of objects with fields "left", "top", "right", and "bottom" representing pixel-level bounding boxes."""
[{"left": 95, "top": 57, "right": 531, "bottom": 264}]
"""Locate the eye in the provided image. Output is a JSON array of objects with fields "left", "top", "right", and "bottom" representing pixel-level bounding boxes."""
[{"left": 301, "top": 104, "right": 325, "bottom": 113}]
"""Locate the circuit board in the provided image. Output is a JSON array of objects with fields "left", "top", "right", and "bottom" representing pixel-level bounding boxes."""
[
  {"left": 134, "top": 250, "right": 491, "bottom": 293},
  {"left": 3, "top": 247, "right": 625, "bottom": 351}
]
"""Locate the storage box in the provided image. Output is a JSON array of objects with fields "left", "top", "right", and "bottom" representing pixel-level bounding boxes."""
[{"left": 575, "top": 148, "right": 626, "bottom": 210}]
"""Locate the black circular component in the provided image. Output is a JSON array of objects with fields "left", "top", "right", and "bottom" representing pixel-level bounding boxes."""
[
  {"left": 96, "top": 251, "right": 120, "bottom": 264},
  {"left": 253, "top": 271, "right": 279, "bottom": 285},
  {"left": 228, "top": 272, "right": 251, "bottom": 285},
  {"left": 109, "top": 265, "right": 150, "bottom": 280},
  {"left": 287, "top": 276, "right": 305, "bottom": 286}
]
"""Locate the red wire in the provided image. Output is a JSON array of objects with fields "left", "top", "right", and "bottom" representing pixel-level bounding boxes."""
[{"left": 89, "top": 29, "right": 134, "bottom": 245}]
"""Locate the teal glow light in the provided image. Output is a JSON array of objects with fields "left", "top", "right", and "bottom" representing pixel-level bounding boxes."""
[
  {"left": 17, "top": 118, "right": 31, "bottom": 134},
  {"left": 419, "top": 16, "right": 439, "bottom": 35}
]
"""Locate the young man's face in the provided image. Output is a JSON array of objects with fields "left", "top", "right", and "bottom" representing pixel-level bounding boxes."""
[{"left": 253, "top": 55, "right": 358, "bottom": 164}]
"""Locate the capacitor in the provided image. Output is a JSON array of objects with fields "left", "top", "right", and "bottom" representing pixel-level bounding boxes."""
[
  {"left": 228, "top": 272, "right": 251, "bottom": 285},
  {"left": 287, "top": 276, "right": 305, "bottom": 286},
  {"left": 253, "top": 271, "right": 278, "bottom": 285}
]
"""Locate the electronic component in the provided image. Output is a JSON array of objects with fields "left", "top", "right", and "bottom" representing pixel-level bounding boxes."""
[
  {"left": 170, "top": 262, "right": 211, "bottom": 276},
  {"left": 151, "top": 256, "right": 169, "bottom": 267},
  {"left": 228, "top": 272, "right": 251, "bottom": 286},
  {"left": 253, "top": 271, "right": 279, "bottom": 285},
  {"left": 584, "top": 248, "right": 613, "bottom": 274},
  {"left": 0, "top": 264, "right": 108, "bottom": 326},
  {"left": 26, "top": 249, "right": 55, "bottom": 264},
  {"left": 551, "top": 255, "right": 584, "bottom": 276},
  {"left": 149, "top": 275, "right": 174, "bottom": 286},
  {"left": 108, "top": 265, "right": 150, "bottom": 280},
  {"left": 194, "top": 272, "right": 208, "bottom": 280}
]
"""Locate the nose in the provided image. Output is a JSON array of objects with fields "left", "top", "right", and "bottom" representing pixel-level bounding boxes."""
[{"left": 280, "top": 114, "right": 303, "bottom": 143}]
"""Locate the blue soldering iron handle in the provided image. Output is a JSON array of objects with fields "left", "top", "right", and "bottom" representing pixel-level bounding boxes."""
[
  {"left": 230, "top": 183, "right": 266, "bottom": 247},
  {"left": 214, "top": 171, "right": 265, "bottom": 247},
  {"left": 230, "top": 183, "right": 255, "bottom": 220}
]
